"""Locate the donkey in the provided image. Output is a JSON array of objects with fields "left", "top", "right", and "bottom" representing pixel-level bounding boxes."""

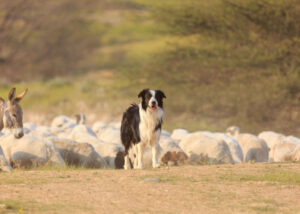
[{"left": 0, "top": 88, "right": 28, "bottom": 139}]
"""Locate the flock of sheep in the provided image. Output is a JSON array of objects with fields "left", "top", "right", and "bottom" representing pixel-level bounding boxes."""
[{"left": 0, "top": 115, "right": 300, "bottom": 172}]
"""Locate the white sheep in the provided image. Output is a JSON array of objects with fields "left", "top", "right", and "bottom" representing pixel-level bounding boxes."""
[
  {"left": 26, "top": 126, "right": 57, "bottom": 139},
  {"left": 66, "top": 124, "right": 124, "bottom": 168},
  {"left": 290, "top": 146, "right": 300, "bottom": 161},
  {"left": 226, "top": 126, "right": 269, "bottom": 162},
  {"left": 273, "top": 141, "right": 300, "bottom": 162},
  {"left": 171, "top": 128, "right": 189, "bottom": 143},
  {"left": 161, "top": 130, "right": 171, "bottom": 137},
  {"left": 92, "top": 142, "right": 124, "bottom": 169},
  {"left": 0, "top": 134, "right": 64, "bottom": 168},
  {"left": 199, "top": 131, "right": 243, "bottom": 163},
  {"left": 272, "top": 136, "right": 300, "bottom": 162},
  {"left": 96, "top": 125, "right": 121, "bottom": 144},
  {"left": 258, "top": 131, "right": 286, "bottom": 161},
  {"left": 51, "top": 115, "right": 77, "bottom": 137},
  {"left": 23, "top": 122, "right": 37, "bottom": 134},
  {"left": 285, "top": 135, "right": 300, "bottom": 144},
  {"left": 50, "top": 137, "right": 107, "bottom": 168},
  {"left": 179, "top": 132, "right": 234, "bottom": 164},
  {"left": 92, "top": 121, "right": 108, "bottom": 136},
  {"left": 68, "top": 124, "right": 99, "bottom": 144}
]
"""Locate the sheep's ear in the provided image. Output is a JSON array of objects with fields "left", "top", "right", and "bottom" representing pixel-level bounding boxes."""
[
  {"left": 138, "top": 89, "right": 149, "bottom": 98},
  {"left": 156, "top": 90, "right": 166, "bottom": 99},
  {"left": 14, "top": 88, "right": 28, "bottom": 103},
  {"left": 8, "top": 88, "right": 16, "bottom": 101}
]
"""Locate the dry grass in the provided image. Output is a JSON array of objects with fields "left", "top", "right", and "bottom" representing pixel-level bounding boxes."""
[{"left": 0, "top": 163, "right": 299, "bottom": 214}]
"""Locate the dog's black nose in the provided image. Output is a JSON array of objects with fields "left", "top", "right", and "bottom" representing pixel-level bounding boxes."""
[{"left": 151, "top": 101, "right": 156, "bottom": 106}]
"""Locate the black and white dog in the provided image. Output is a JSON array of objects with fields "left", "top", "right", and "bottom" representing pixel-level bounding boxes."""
[{"left": 121, "top": 89, "right": 166, "bottom": 169}]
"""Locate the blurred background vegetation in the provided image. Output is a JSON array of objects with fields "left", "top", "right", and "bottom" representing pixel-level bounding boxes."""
[{"left": 0, "top": 0, "right": 300, "bottom": 134}]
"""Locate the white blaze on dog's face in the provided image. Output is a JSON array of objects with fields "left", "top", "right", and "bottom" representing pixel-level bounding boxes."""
[
  {"left": 149, "top": 90, "right": 158, "bottom": 110},
  {"left": 138, "top": 89, "right": 166, "bottom": 111}
]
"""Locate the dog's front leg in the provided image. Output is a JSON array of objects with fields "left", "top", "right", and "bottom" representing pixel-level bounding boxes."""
[
  {"left": 152, "top": 143, "right": 160, "bottom": 168},
  {"left": 137, "top": 143, "right": 144, "bottom": 169},
  {"left": 133, "top": 144, "right": 138, "bottom": 169}
]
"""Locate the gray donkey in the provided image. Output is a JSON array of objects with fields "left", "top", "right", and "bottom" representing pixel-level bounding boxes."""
[{"left": 0, "top": 88, "right": 28, "bottom": 139}]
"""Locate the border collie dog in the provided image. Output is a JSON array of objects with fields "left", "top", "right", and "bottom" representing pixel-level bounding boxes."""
[{"left": 121, "top": 89, "right": 166, "bottom": 169}]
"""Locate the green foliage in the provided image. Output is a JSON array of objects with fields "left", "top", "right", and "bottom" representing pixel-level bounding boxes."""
[{"left": 1, "top": 0, "right": 300, "bottom": 134}]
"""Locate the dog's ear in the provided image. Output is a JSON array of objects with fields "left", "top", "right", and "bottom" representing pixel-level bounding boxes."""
[
  {"left": 138, "top": 89, "right": 149, "bottom": 98},
  {"left": 156, "top": 90, "right": 166, "bottom": 99}
]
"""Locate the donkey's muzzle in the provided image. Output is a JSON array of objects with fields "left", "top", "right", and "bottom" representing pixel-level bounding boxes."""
[{"left": 14, "top": 128, "right": 24, "bottom": 139}]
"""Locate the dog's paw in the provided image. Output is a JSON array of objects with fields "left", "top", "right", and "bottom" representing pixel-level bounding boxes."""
[
  {"left": 137, "top": 164, "right": 144, "bottom": 169},
  {"left": 152, "top": 163, "right": 161, "bottom": 168}
]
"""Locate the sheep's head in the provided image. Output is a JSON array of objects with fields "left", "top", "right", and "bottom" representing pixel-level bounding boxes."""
[
  {"left": 226, "top": 126, "right": 240, "bottom": 137},
  {"left": 1, "top": 88, "right": 28, "bottom": 139}
]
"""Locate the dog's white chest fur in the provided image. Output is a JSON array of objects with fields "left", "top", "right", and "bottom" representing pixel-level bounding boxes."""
[{"left": 139, "top": 103, "right": 163, "bottom": 146}]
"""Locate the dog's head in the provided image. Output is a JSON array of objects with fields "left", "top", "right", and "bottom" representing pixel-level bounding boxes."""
[{"left": 138, "top": 89, "right": 166, "bottom": 111}]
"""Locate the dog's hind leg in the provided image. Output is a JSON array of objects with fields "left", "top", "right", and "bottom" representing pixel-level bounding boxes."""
[
  {"left": 133, "top": 144, "right": 138, "bottom": 169},
  {"left": 124, "top": 147, "right": 130, "bottom": 170}
]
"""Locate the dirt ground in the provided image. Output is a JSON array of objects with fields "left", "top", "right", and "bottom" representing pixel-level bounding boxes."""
[{"left": 0, "top": 163, "right": 300, "bottom": 214}]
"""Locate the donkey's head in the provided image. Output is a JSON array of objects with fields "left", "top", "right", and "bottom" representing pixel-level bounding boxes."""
[{"left": 0, "top": 88, "right": 28, "bottom": 139}]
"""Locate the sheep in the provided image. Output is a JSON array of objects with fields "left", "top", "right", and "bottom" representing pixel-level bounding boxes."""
[
  {"left": 51, "top": 115, "right": 77, "bottom": 137},
  {"left": 273, "top": 141, "right": 300, "bottom": 162},
  {"left": 272, "top": 136, "right": 300, "bottom": 162},
  {"left": 179, "top": 132, "right": 234, "bottom": 164},
  {"left": 290, "top": 146, "right": 300, "bottom": 161},
  {"left": 50, "top": 137, "right": 107, "bottom": 168},
  {"left": 285, "top": 135, "right": 300, "bottom": 144},
  {"left": 108, "top": 122, "right": 121, "bottom": 129},
  {"left": 27, "top": 126, "right": 57, "bottom": 139},
  {"left": 92, "top": 121, "right": 108, "bottom": 136},
  {"left": 161, "top": 130, "right": 171, "bottom": 137},
  {"left": 96, "top": 125, "right": 121, "bottom": 145},
  {"left": 23, "top": 122, "right": 37, "bottom": 134},
  {"left": 258, "top": 131, "right": 286, "bottom": 161},
  {"left": 0, "top": 145, "right": 12, "bottom": 172},
  {"left": 67, "top": 124, "right": 124, "bottom": 168},
  {"left": 199, "top": 131, "right": 243, "bottom": 163},
  {"left": 0, "top": 134, "right": 64, "bottom": 168},
  {"left": 226, "top": 126, "right": 269, "bottom": 162},
  {"left": 92, "top": 142, "right": 125, "bottom": 169},
  {"left": 171, "top": 129, "right": 189, "bottom": 143},
  {"left": 66, "top": 122, "right": 98, "bottom": 141}
]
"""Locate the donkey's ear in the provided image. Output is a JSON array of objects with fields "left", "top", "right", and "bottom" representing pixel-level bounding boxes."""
[
  {"left": 14, "top": 88, "right": 28, "bottom": 103},
  {"left": 138, "top": 89, "right": 149, "bottom": 98},
  {"left": 8, "top": 88, "right": 16, "bottom": 101}
]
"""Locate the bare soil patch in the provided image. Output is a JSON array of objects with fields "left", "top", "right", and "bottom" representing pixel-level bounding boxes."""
[{"left": 0, "top": 163, "right": 300, "bottom": 214}]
